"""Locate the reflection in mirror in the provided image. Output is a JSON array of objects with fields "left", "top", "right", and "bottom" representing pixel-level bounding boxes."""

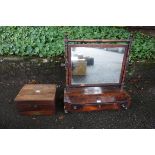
[{"left": 71, "top": 47, "right": 125, "bottom": 85}]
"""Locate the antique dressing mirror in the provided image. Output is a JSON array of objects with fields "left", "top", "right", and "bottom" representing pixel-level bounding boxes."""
[{"left": 64, "top": 37, "right": 132, "bottom": 113}]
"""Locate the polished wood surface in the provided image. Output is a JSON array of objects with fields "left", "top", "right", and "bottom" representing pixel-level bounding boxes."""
[
  {"left": 19, "top": 110, "right": 54, "bottom": 116},
  {"left": 15, "top": 84, "right": 56, "bottom": 101},
  {"left": 15, "top": 84, "right": 56, "bottom": 116},
  {"left": 64, "top": 87, "right": 131, "bottom": 112}
]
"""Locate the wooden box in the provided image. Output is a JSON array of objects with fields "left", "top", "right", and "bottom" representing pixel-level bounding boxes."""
[
  {"left": 64, "top": 37, "right": 132, "bottom": 113},
  {"left": 15, "top": 84, "right": 56, "bottom": 116}
]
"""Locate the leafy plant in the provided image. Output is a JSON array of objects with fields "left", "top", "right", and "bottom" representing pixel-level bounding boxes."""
[
  {"left": 0, "top": 26, "right": 154, "bottom": 61},
  {"left": 130, "top": 32, "right": 155, "bottom": 61}
]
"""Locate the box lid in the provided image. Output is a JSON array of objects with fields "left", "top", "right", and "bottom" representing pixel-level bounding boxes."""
[{"left": 15, "top": 84, "right": 56, "bottom": 101}]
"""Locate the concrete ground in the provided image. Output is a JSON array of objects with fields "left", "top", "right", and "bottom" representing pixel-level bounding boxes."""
[{"left": 0, "top": 57, "right": 154, "bottom": 129}]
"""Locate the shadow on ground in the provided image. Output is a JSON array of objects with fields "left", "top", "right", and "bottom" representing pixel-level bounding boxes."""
[{"left": 0, "top": 57, "right": 155, "bottom": 129}]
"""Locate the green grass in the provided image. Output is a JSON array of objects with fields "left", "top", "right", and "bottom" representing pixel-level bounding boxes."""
[{"left": 0, "top": 26, "right": 154, "bottom": 61}]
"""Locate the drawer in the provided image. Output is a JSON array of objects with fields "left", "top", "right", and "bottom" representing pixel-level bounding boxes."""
[
  {"left": 66, "top": 102, "right": 120, "bottom": 112},
  {"left": 16, "top": 101, "right": 55, "bottom": 113},
  {"left": 19, "top": 110, "right": 55, "bottom": 116}
]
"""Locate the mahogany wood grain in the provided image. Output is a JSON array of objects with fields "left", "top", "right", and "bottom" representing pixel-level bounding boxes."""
[
  {"left": 19, "top": 110, "right": 54, "bottom": 116},
  {"left": 15, "top": 84, "right": 56, "bottom": 116},
  {"left": 64, "top": 87, "right": 131, "bottom": 112}
]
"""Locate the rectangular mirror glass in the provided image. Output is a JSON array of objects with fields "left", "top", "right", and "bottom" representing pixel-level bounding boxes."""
[{"left": 71, "top": 46, "right": 126, "bottom": 85}]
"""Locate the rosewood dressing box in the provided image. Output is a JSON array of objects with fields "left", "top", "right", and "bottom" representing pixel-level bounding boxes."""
[
  {"left": 64, "top": 37, "right": 132, "bottom": 113},
  {"left": 15, "top": 84, "right": 56, "bottom": 116}
]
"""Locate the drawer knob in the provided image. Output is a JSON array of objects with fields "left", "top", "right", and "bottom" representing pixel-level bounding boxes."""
[
  {"left": 32, "top": 104, "right": 38, "bottom": 108},
  {"left": 73, "top": 106, "right": 77, "bottom": 110}
]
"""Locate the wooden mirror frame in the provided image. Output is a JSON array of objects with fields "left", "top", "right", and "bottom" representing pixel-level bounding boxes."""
[{"left": 65, "top": 38, "right": 132, "bottom": 89}]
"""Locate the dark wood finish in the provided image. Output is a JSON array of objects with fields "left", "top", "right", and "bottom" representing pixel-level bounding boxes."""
[
  {"left": 64, "top": 87, "right": 131, "bottom": 112},
  {"left": 64, "top": 38, "right": 132, "bottom": 113},
  {"left": 15, "top": 84, "right": 56, "bottom": 116},
  {"left": 121, "top": 39, "right": 132, "bottom": 89},
  {"left": 67, "top": 39, "right": 131, "bottom": 43}
]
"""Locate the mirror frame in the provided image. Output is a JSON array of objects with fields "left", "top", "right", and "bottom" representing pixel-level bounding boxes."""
[{"left": 65, "top": 39, "right": 132, "bottom": 88}]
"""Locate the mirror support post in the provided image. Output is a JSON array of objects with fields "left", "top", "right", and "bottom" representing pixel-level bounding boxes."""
[
  {"left": 121, "top": 36, "right": 133, "bottom": 90},
  {"left": 64, "top": 35, "right": 69, "bottom": 90}
]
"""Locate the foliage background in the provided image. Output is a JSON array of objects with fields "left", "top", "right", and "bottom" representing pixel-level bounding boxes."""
[{"left": 0, "top": 26, "right": 154, "bottom": 61}]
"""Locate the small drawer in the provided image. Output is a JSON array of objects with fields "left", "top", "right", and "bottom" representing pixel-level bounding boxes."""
[{"left": 16, "top": 101, "right": 54, "bottom": 115}]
